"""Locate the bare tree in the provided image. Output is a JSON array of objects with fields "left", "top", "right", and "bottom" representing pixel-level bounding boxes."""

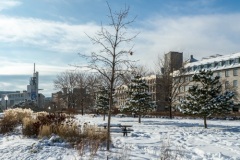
[
  {"left": 78, "top": 3, "right": 137, "bottom": 150},
  {"left": 54, "top": 71, "right": 79, "bottom": 108},
  {"left": 118, "top": 64, "right": 152, "bottom": 86},
  {"left": 155, "top": 53, "right": 187, "bottom": 118},
  {"left": 54, "top": 71, "right": 98, "bottom": 113}
]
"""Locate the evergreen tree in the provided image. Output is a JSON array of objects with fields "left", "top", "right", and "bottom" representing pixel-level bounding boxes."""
[
  {"left": 179, "top": 70, "right": 234, "bottom": 128},
  {"left": 95, "top": 87, "right": 109, "bottom": 121},
  {"left": 122, "top": 74, "right": 155, "bottom": 123}
]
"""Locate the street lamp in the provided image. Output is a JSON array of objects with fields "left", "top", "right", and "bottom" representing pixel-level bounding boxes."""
[{"left": 4, "top": 95, "right": 8, "bottom": 110}]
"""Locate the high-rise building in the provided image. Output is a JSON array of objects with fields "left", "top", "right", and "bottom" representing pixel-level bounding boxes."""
[
  {"left": 163, "top": 51, "right": 183, "bottom": 73},
  {"left": 27, "top": 63, "right": 39, "bottom": 103}
]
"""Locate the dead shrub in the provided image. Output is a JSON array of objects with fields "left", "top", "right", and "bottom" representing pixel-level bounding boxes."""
[
  {"left": 88, "top": 139, "right": 101, "bottom": 157},
  {"left": 0, "top": 108, "right": 33, "bottom": 134},
  {"left": 4, "top": 108, "right": 33, "bottom": 124},
  {"left": 56, "top": 122, "right": 82, "bottom": 144},
  {"left": 75, "top": 139, "right": 88, "bottom": 157},
  {"left": 37, "top": 113, "right": 66, "bottom": 126},
  {"left": 0, "top": 114, "right": 18, "bottom": 134},
  {"left": 22, "top": 117, "right": 40, "bottom": 137},
  {"left": 20, "top": 112, "right": 108, "bottom": 157},
  {"left": 159, "top": 138, "right": 183, "bottom": 160},
  {"left": 38, "top": 125, "right": 53, "bottom": 138},
  {"left": 83, "top": 125, "right": 108, "bottom": 143},
  {"left": 74, "top": 125, "right": 108, "bottom": 157}
]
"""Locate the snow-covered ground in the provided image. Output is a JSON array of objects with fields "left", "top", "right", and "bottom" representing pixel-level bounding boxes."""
[{"left": 0, "top": 115, "right": 240, "bottom": 160}]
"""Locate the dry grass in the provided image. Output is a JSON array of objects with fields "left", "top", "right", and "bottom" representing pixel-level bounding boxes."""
[
  {"left": 159, "top": 138, "right": 183, "bottom": 160},
  {"left": 38, "top": 125, "right": 53, "bottom": 138},
  {"left": 0, "top": 114, "right": 18, "bottom": 134},
  {"left": 76, "top": 124, "right": 108, "bottom": 157},
  {"left": 0, "top": 108, "right": 33, "bottom": 134},
  {"left": 56, "top": 123, "right": 81, "bottom": 143},
  {"left": 1, "top": 109, "right": 108, "bottom": 156},
  {"left": 22, "top": 117, "right": 40, "bottom": 137},
  {"left": 4, "top": 108, "right": 33, "bottom": 124}
]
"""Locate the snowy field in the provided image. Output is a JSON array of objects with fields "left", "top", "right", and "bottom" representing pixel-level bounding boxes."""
[{"left": 0, "top": 115, "right": 240, "bottom": 160}]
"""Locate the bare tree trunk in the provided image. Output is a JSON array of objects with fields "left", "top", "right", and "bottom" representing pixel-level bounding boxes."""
[
  {"left": 138, "top": 115, "right": 141, "bottom": 123},
  {"left": 81, "top": 100, "right": 84, "bottom": 115},
  {"left": 204, "top": 116, "right": 207, "bottom": 128},
  {"left": 107, "top": 63, "right": 115, "bottom": 150},
  {"left": 169, "top": 105, "right": 172, "bottom": 119}
]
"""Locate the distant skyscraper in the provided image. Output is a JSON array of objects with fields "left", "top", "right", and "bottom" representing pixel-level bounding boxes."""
[{"left": 27, "top": 63, "right": 39, "bottom": 102}]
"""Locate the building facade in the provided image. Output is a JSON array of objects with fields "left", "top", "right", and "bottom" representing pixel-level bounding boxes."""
[
  {"left": 115, "top": 75, "right": 163, "bottom": 111},
  {"left": 174, "top": 53, "right": 240, "bottom": 112}
]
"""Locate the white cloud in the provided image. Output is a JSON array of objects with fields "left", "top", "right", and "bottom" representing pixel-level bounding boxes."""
[
  {"left": 134, "top": 13, "right": 240, "bottom": 68},
  {"left": 0, "top": 15, "right": 100, "bottom": 54},
  {"left": 0, "top": 60, "right": 77, "bottom": 75},
  {"left": 0, "top": 0, "right": 21, "bottom": 11},
  {"left": 1, "top": 12, "right": 240, "bottom": 72},
  {"left": 1, "top": 11, "right": 240, "bottom": 96}
]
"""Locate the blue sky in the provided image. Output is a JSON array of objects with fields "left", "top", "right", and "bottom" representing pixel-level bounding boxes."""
[{"left": 1, "top": 0, "right": 240, "bottom": 97}]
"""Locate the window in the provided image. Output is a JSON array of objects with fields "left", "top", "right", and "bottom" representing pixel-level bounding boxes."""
[
  {"left": 185, "top": 77, "right": 188, "bottom": 82},
  {"left": 233, "top": 80, "right": 238, "bottom": 88},
  {"left": 225, "top": 81, "right": 230, "bottom": 89},
  {"left": 180, "top": 77, "right": 184, "bottom": 83},
  {"left": 211, "top": 63, "right": 215, "bottom": 68},
  {"left": 226, "top": 60, "right": 230, "bottom": 65},
  {"left": 193, "top": 66, "right": 197, "bottom": 71},
  {"left": 179, "top": 86, "right": 184, "bottom": 92},
  {"left": 234, "top": 58, "right": 239, "bottom": 64},
  {"left": 189, "top": 76, "right": 193, "bottom": 81},
  {"left": 225, "top": 70, "right": 229, "bottom": 77},
  {"left": 233, "top": 68, "right": 238, "bottom": 76},
  {"left": 217, "top": 72, "right": 221, "bottom": 77},
  {"left": 197, "top": 65, "right": 201, "bottom": 70},
  {"left": 222, "top": 61, "right": 225, "bottom": 66}
]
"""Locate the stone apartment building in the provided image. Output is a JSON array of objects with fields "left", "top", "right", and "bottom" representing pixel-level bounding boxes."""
[
  {"left": 115, "top": 51, "right": 184, "bottom": 112},
  {"left": 115, "top": 75, "right": 164, "bottom": 111},
  {"left": 174, "top": 52, "right": 240, "bottom": 112},
  {"left": 115, "top": 51, "right": 240, "bottom": 113}
]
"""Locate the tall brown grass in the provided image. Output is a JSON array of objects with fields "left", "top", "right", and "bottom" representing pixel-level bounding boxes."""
[
  {"left": 0, "top": 108, "right": 108, "bottom": 157},
  {"left": 22, "top": 117, "right": 40, "bottom": 137},
  {"left": 0, "top": 108, "right": 33, "bottom": 134}
]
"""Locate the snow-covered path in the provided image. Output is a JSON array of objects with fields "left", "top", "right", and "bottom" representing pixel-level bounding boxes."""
[{"left": 0, "top": 115, "right": 240, "bottom": 160}]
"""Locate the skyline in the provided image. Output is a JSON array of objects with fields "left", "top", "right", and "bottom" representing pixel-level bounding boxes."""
[{"left": 1, "top": 0, "right": 240, "bottom": 97}]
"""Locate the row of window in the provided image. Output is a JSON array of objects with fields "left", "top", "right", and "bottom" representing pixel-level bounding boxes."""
[
  {"left": 178, "top": 80, "right": 238, "bottom": 93},
  {"left": 7, "top": 94, "right": 26, "bottom": 98},
  {"left": 186, "top": 58, "right": 240, "bottom": 72},
  {"left": 219, "top": 68, "right": 238, "bottom": 77},
  {"left": 176, "top": 68, "right": 239, "bottom": 84},
  {"left": 225, "top": 80, "right": 238, "bottom": 88}
]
